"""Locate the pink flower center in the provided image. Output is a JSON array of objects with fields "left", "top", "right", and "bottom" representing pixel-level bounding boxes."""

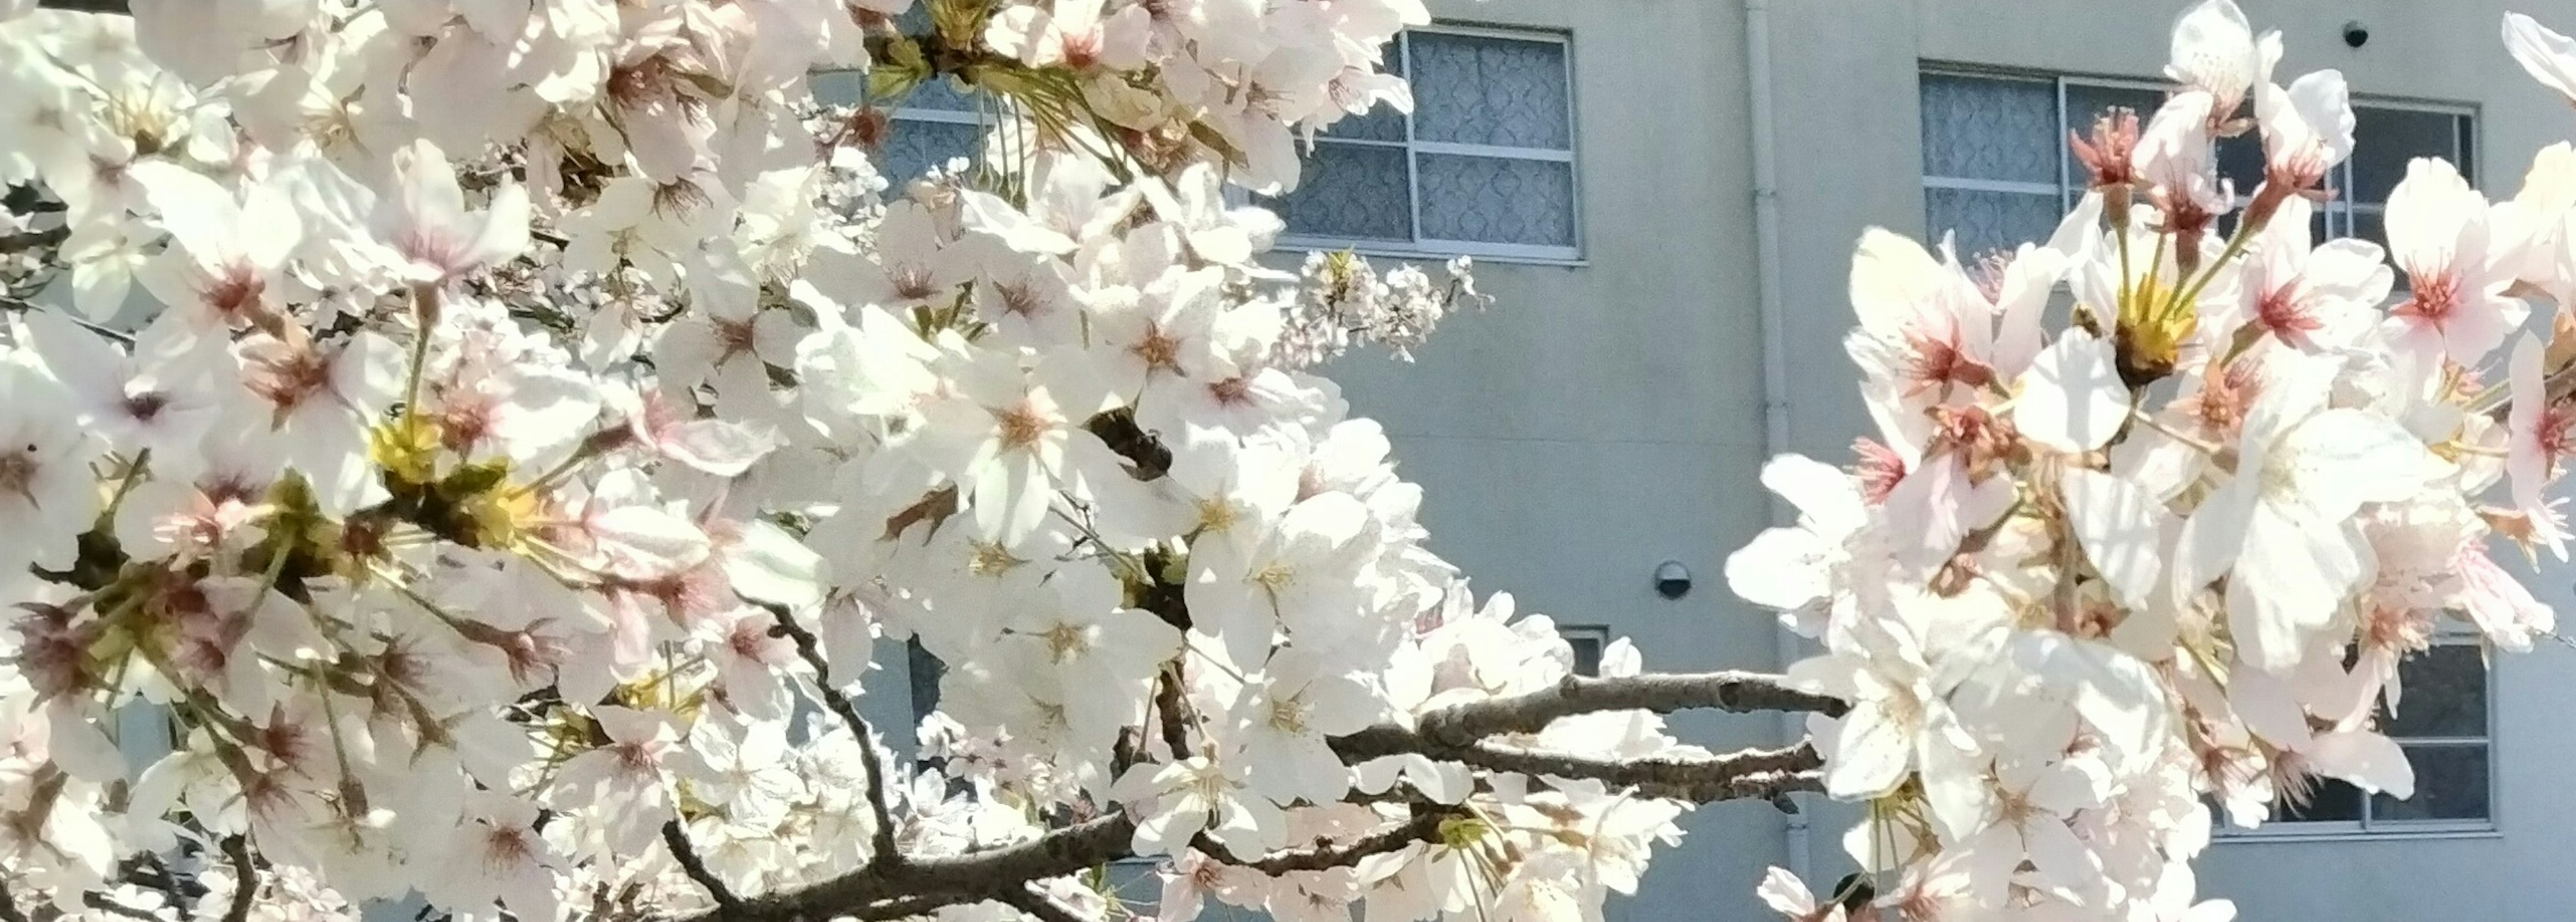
[
  {"left": 2255, "top": 283, "right": 2324, "bottom": 343},
  {"left": 2394, "top": 266, "right": 2463, "bottom": 328}
]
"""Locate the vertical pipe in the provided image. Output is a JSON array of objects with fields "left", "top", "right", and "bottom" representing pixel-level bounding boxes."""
[{"left": 1740, "top": 0, "right": 1812, "bottom": 887}]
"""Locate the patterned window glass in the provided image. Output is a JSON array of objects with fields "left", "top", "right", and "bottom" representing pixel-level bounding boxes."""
[
  {"left": 1919, "top": 74, "right": 2061, "bottom": 257},
  {"left": 811, "top": 11, "right": 981, "bottom": 184},
  {"left": 1920, "top": 72, "right": 2473, "bottom": 263},
  {"left": 1274, "top": 29, "right": 1580, "bottom": 260}
]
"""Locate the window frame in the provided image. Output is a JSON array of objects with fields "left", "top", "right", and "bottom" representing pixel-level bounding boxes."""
[
  {"left": 1559, "top": 624, "right": 1612, "bottom": 678},
  {"left": 1273, "top": 23, "right": 1586, "bottom": 266},
  {"left": 2218, "top": 632, "right": 2500, "bottom": 841},
  {"left": 1917, "top": 66, "right": 2478, "bottom": 256}
]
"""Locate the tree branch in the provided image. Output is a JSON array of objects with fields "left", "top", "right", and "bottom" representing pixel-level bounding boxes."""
[
  {"left": 684, "top": 813, "right": 1136, "bottom": 922},
  {"left": 850, "top": 894, "right": 959, "bottom": 921},
  {"left": 1448, "top": 741, "right": 1822, "bottom": 796},
  {"left": 34, "top": 0, "right": 131, "bottom": 11},
  {"left": 997, "top": 886, "right": 1090, "bottom": 922},
  {"left": 83, "top": 894, "right": 166, "bottom": 922},
  {"left": 221, "top": 835, "right": 256, "bottom": 922},
  {"left": 663, "top": 819, "right": 743, "bottom": 909},
  {"left": 694, "top": 668, "right": 1837, "bottom": 922},
  {"left": 0, "top": 878, "right": 28, "bottom": 922},
  {"left": 1240, "top": 805, "right": 1459, "bottom": 875},
  {"left": 769, "top": 608, "right": 903, "bottom": 870},
  {"left": 1333, "top": 672, "right": 1842, "bottom": 764}
]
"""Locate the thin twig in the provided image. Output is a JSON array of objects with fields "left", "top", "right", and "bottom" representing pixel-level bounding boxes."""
[
  {"left": 1334, "top": 671, "right": 1844, "bottom": 759},
  {"left": 1444, "top": 742, "right": 1823, "bottom": 808},
  {"left": 769, "top": 607, "right": 903, "bottom": 868},
  {"left": 663, "top": 819, "right": 744, "bottom": 909},
  {"left": 83, "top": 893, "right": 166, "bottom": 922},
  {"left": 1239, "top": 805, "right": 1462, "bottom": 875}
]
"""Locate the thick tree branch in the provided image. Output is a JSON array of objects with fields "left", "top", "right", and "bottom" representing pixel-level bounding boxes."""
[
  {"left": 34, "top": 0, "right": 131, "bottom": 11},
  {"left": 220, "top": 835, "right": 256, "bottom": 922},
  {"left": 850, "top": 894, "right": 957, "bottom": 921},
  {"left": 997, "top": 886, "right": 1089, "bottom": 922},
  {"left": 769, "top": 609, "right": 904, "bottom": 870},
  {"left": 1333, "top": 672, "right": 1843, "bottom": 763},
  {"left": 686, "top": 813, "right": 1136, "bottom": 922},
  {"left": 664, "top": 819, "right": 744, "bottom": 909}
]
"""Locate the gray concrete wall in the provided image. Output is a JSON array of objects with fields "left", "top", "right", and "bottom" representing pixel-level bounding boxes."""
[
  {"left": 1336, "top": 1, "right": 2576, "bottom": 920},
  {"left": 1329, "top": 2, "right": 1792, "bottom": 921}
]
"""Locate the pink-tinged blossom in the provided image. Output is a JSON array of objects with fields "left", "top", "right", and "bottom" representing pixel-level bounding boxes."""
[
  {"left": 370, "top": 140, "right": 531, "bottom": 287},
  {"left": 2381, "top": 158, "right": 2525, "bottom": 365}
]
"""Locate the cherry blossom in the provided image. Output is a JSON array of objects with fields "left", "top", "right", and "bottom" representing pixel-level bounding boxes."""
[{"left": 0, "top": 3, "right": 2569, "bottom": 922}]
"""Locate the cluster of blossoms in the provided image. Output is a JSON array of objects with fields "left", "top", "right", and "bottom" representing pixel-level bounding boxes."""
[
  {"left": 0, "top": 2, "right": 1783, "bottom": 922},
  {"left": 1733, "top": 2, "right": 2576, "bottom": 919}
]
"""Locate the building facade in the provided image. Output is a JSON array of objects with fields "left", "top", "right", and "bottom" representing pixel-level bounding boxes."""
[{"left": 1278, "top": 1, "right": 2576, "bottom": 921}]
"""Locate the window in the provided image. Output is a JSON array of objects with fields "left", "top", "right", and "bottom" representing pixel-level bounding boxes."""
[
  {"left": 808, "top": 68, "right": 985, "bottom": 185},
  {"left": 1272, "top": 27, "right": 1582, "bottom": 262},
  {"left": 1561, "top": 625, "right": 1610, "bottom": 677},
  {"left": 1917, "top": 70, "right": 2473, "bottom": 258},
  {"left": 2239, "top": 639, "right": 2495, "bottom": 835},
  {"left": 812, "top": 7, "right": 985, "bottom": 184},
  {"left": 906, "top": 637, "right": 945, "bottom": 728}
]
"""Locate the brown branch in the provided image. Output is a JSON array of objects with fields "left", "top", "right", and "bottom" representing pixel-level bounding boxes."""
[
  {"left": 1449, "top": 741, "right": 1821, "bottom": 795},
  {"left": 0, "top": 227, "right": 67, "bottom": 255},
  {"left": 1441, "top": 741, "right": 1822, "bottom": 812},
  {"left": 220, "top": 835, "right": 256, "bottom": 922},
  {"left": 851, "top": 894, "right": 960, "bottom": 921},
  {"left": 0, "top": 878, "right": 28, "bottom": 922},
  {"left": 684, "top": 813, "right": 1136, "bottom": 922},
  {"left": 83, "top": 894, "right": 166, "bottom": 922},
  {"left": 1334, "top": 671, "right": 1843, "bottom": 762},
  {"left": 663, "top": 819, "right": 743, "bottom": 909},
  {"left": 1635, "top": 768, "right": 1825, "bottom": 807},
  {"left": 769, "top": 608, "right": 904, "bottom": 870},
  {"left": 997, "top": 886, "right": 1089, "bottom": 922},
  {"left": 694, "top": 669, "right": 1834, "bottom": 922},
  {"left": 1240, "top": 805, "right": 1458, "bottom": 875},
  {"left": 1152, "top": 664, "right": 1190, "bottom": 760}
]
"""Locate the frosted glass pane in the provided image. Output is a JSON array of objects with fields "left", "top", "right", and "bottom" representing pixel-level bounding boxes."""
[
  {"left": 881, "top": 118, "right": 980, "bottom": 183},
  {"left": 904, "top": 75, "right": 978, "bottom": 112},
  {"left": 1409, "top": 33, "right": 1570, "bottom": 150},
  {"left": 1324, "top": 103, "right": 1407, "bottom": 143},
  {"left": 1273, "top": 142, "right": 1413, "bottom": 241},
  {"left": 1417, "top": 154, "right": 1574, "bottom": 247},
  {"left": 1923, "top": 187, "right": 2058, "bottom": 258},
  {"left": 808, "top": 68, "right": 975, "bottom": 113},
  {"left": 1921, "top": 73, "right": 2059, "bottom": 184},
  {"left": 1323, "top": 40, "right": 1406, "bottom": 142}
]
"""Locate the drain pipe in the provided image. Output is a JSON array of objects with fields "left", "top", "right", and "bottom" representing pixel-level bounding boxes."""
[{"left": 1739, "top": 0, "right": 1811, "bottom": 888}]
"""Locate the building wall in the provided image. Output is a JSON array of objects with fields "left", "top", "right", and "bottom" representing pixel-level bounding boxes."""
[
  {"left": 1334, "top": 1, "right": 2576, "bottom": 921},
  {"left": 1324, "top": 2, "right": 1793, "bottom": 921}
]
